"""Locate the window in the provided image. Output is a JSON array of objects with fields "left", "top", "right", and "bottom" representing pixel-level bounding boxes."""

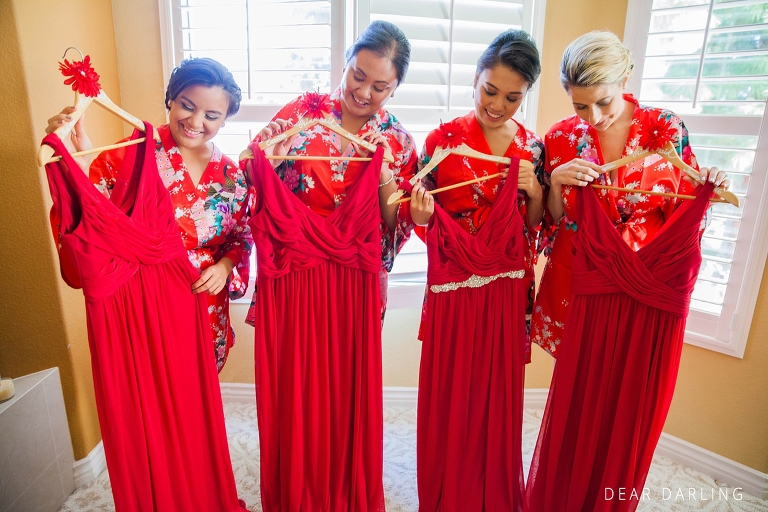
[
  {"left": 624, "top": 0, "right": 768, "bottom": 356},
  {"left": 160, "top": 0, "right": 545, "bottom": 304}
]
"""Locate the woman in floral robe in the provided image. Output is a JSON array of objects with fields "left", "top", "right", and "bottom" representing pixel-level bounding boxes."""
[{"left": 48, "top": 58, "right": 253, "bottom": 372}]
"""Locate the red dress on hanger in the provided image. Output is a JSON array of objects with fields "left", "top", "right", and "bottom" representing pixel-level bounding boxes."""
[
  {"left": 417, "top": 158, "right": 529, "bottom": 512},
  {"left": 246, "top": 146, "right": 385, "bottom": 512},
  {"left": 42, "top": 127, "right": 245, "bottom": 512},
  {"left": 524, "top": 182, "right": 714, "bottom": 512}
]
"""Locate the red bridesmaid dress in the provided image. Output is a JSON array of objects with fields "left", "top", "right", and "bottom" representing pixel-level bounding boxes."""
[
  {"left": 42, "top": 126, "right": 245, "bottom": 512},
  {"left": 525, "top": 182, "right": 714, "bottom": 512},
  {"left": 246, "top": 146, "right": 386, "bottom": 512},
  {"left": 417, "top": 157, "right": 529, "bottom": 512}
]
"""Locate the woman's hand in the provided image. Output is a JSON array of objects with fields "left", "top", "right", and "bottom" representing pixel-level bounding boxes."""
[
  {"left": 352, "top": 131, "right": 391, "bottom": 161},
  {"left": 259, "top": 119, "right": 297, "bottom": 169},
  {"left": 410, "top": 182, "right": 434, "bottom": 226},
  {"left": 685, "top": 166, "right": 731, "bottom": 189},
  {"left": 517, "top": 164, "right": 543, "bottom": 201},
  {"left": 548, "top": 158, "right": 603, "bottom": 222},
  {"left": 192, "top": 258, "right": 234, "bottom": 296},
  {"left": 46, "top": 106, "right": 93, "bottom": 169},
  {"left": 550, "top": 158, "right": 602, "bottom": 189}
]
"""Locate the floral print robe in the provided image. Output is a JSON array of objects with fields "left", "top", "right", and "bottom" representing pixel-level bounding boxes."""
[
  {"left": 90, "top": 124, "right": 254, "bottom": 372},
  {"left": 244, "top": 88, "right": 418, "bottom": 323},
  {"left": 417, "top": 112, "right": 546, "bottom": 362},
  {"left": 532, "top": 94, "right": 702, "bottom": 357}
]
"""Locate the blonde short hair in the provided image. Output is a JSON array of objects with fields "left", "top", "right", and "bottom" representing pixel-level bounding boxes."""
[{"left": 560, "top": 31, "right": 634, "bottom": 90}]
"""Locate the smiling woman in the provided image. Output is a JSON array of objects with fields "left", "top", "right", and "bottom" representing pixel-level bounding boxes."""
[
  {"left": 46, "top": 57, "right": 254, "bottom": 374},
  {"left": 242, "top": 19, "right": 417, "bottom": 512}
]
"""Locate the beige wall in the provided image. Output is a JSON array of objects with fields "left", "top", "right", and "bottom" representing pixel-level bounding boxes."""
[
  {"left": 0, "top": 0, "right": 127, "bottom": 460},
  {"left": 2, "top": 0, "right": 766, "bottom": 475}
]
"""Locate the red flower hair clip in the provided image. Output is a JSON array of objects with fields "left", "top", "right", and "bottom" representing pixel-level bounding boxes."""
[
  {"left": 59, "top": 55, "right": 101, "bottom": 98},
  {"left": 298, "top": 91, "right": 332, "bottom": 119},
  {"left": 639, "top": 116, "right": 676, "bottom": 151},
  {"left": 433, "top": 119, "right": 467, "bottom": 149}
]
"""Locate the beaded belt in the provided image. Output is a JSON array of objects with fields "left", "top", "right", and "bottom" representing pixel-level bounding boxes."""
[{"left": 429, "top": 269, "right": 525, "bottom": 293}]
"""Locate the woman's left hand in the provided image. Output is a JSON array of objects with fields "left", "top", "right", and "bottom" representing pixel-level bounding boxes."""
[
  {"left": 517, "top": 164, "right": 543, "bottom": 200},
  {"left": 352, "top": 132, "right": 393, "bottom": 179},
  {"left": 192, "top": 258, "right": 235, "bottom": 296},
  {"left": 685, "top": 166, "right": 731, "bottom": 189}
]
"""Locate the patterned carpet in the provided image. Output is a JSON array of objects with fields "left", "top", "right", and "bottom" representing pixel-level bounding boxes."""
[{"left": 58, "top": 403, "right": 768, "bottom": 511}]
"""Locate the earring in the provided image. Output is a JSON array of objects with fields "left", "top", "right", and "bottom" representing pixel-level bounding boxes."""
[{"left": 472, "top": 88, "right": 475, "bottom": 99}]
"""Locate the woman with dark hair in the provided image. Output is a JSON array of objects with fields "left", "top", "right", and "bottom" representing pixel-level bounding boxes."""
[
  {"left": 408, "top": 29, "right": 544, "bottom": 512},
  {"left": 47, "top": 57, "right": 253, "bottom": 373},
  {"left": 43, "top": 57, "right": 249, "bottom": 511},
  {"left": 243, "top": 20, "right": 415, "bottom": 512}
]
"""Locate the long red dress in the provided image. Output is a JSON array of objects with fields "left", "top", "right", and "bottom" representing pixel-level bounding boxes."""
[
  {"left": 531, "top": 95, "right": 700, "bottom": 357},
  {"left": 42, "top": 126, "right": 245, "bottom": 512},
  {"left": 417, "top": 156, "right": 529, "bottom": 512},
  {"left": 524, "top": 182, "right": 714, "bottom": 512},
  {"left": 246, "top": 145, "right": 385, "bottom": 512}
]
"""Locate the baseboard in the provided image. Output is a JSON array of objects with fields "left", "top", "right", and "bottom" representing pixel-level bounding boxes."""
[
  {"left": 219, "top": 382, "right": 257, "bottom": 404},
  {"left": 655, "top": 433, "right": 768, "bottom": 500},
  {"left": 73, "top": 440, "right": 106, "bottom": 488},
  {"left": 383, "top": 386, "right": 419, "bottom": 407}
]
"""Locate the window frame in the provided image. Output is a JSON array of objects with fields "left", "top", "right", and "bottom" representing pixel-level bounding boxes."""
[{"left": 624, "top": 0, "right": 768, "bottom": 357}]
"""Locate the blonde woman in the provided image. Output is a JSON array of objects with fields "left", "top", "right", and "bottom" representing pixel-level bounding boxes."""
[{"left": 525, "top": 31, "right": 729, "bottom": 512}]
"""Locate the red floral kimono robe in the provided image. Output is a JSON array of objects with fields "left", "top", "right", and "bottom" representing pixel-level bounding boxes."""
[
  {"left": 244, "top": 88, "right": 418, "bottom": 322},
  {"left": 417, "top": 112, "right": 545, "bottom": 360},
  {"left": 532, "top": 94, "right": 701, "bottom": 357},
  {"left": 88, "top": 124, "right": 254, "bottom": 371}
]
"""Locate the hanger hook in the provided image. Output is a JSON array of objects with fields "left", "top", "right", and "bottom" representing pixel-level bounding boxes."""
[{"left": 62, "top": 47, "right": 84, "bottom": 61}]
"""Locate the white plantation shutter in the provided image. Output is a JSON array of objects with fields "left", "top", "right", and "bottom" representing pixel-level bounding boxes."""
[
  {"left": 358, "top": 0, "right": 544, "bottom": 148},
  {"left": 624, "top": 0, "right": 768, "bottom": 356}
]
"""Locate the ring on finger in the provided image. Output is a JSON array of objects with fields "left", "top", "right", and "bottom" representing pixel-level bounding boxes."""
[{"left": 576, "top": 171, "right": 583, "bottom": 180}]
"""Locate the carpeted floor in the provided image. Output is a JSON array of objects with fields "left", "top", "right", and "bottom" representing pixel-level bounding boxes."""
[{"left": 58, "top": 403, "right": 768, "bottom": 511}]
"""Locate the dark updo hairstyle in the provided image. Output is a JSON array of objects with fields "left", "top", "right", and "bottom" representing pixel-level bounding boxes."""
[
  {"left": 165, "top": 57, "right": 242, "bottom": 118},
  {"left": 476, "top": 29, "right": 541, "bottom": 88},
  {"left": 345, "top": 20, "right": 411, "bottom": 85}
]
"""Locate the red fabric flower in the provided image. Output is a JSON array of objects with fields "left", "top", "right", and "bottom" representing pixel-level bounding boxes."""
[
  {"left": 59, "top": 55, "right": 101, "bottom": 97},
  {"left": 298, "top": 92, "right": 332, "bottom": 119},
  {"left": 433, "top": 119, "right": 468, "bottom": 149},
  {"left": 639, "top": 117, "right": 675, "bottom": 151}
]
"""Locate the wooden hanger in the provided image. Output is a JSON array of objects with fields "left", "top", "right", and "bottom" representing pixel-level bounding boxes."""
[
  {"left": 599, "top": 141, "right": 739, "bottom": 206},
  {"left": 239, "top": 113, "right": 394, "bottom": 163},
  {"left": 38, "top": 90, "right": 159, "bottom": 166},
  {"left": 386, "top": 143, "right": 535, "bottom": 205},
  {"left": 39, "top": 47, "right": 159, "bottom": 166}
]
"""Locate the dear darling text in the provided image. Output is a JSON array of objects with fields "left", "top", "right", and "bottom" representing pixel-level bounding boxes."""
[{"left": 604, "top": 487, "right": 744, "bottom": 501}]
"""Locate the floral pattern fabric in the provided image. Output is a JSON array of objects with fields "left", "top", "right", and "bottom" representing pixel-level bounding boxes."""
[
  {"left": 90, "top": 124, "right": 254, "bottom": 371},
  {"left": 244, "top": 88, "right": 418, "bottom": 322},
  {"left": 417, "top": 112, "right": 546, "bottom": 362},
  {"left": 531, "top": 94, "right": 702, "bottom": 357}
]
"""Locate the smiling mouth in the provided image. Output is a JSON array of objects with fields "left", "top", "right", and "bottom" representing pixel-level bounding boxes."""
[
  {"left": 351, "top": 94, "right": 370, "bottom": 107},
  {"left": 485, "top": 109, "right": 503, "bottom": 120},
  {"left": 182, "top": 125, "right": 203, "bottom": 137}
]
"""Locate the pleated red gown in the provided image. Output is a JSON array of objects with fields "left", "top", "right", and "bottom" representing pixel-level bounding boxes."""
[
  {"left": 417, "top": 158, "right": 529, "bottom": 512},
  {"left": 42, "top": 127, "right": 245, "bottom": 512},
  {"left": 247, "top": 146, "right": 385, "bottom": 512},
  {"left": 524, "top": 182, "right": 714, "bottom": 512}
]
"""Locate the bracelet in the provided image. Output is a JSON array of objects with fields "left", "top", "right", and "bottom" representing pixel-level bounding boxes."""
[{"left": 379, "top": 172, "right": 394, "bottom": 188}]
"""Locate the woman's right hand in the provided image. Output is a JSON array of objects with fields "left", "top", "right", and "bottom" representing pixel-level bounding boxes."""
[
  {"left": 550, "top": 158, "right": 602, "bottom": 189},
  {"left": 548, "top": 158, "right": 603, "bottom": 222},
  {"left": 46, "top": 106, "right": 93, "bottom": 169},
  {"left": 410, "top": 182, "right": 434, "bottom": 226},
  {"left": 258, "top": 119, "right": 297, "bottom": 169}
]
